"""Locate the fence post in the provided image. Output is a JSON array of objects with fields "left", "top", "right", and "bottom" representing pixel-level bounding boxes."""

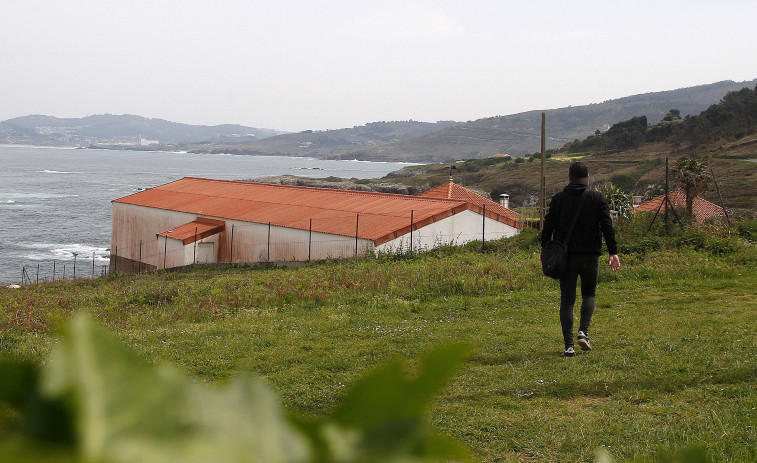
[
  {"left": 308, "top": 218, "right": 312, "bottom": 261},
  {"left": 267, "top": 222, "right": 271, "bottom": 262},
  {"left": 229, "top": 224, "right": 235, "bottom": 263},
  {"left": 36, "top": 264, "right": 40, "bottom": 284},
  {"left": 482, "top": 204, "right": 486, "bottom": 252},
  {"left": 53, "top": 260, "right": 56, "bottom": 282},
  {"left": 410, "top": 210, "right": 414, "bottom": 254},
  {"left": 138, "top": 241, "right": 142, "bottom": 274},
  {"left": 113, "top": 246, "right": 117, "bottom": 274},
  {"left": 163, "top": 236, "right": 168, "bottom": 269},
  {"left": 355, "top": 213, "right": 359, "bottom": 257},
  {"left": 193, "top": 227, "right": 198, "bottom": 264},
  {"left": 73, "top": 253, "right": 77, "bottom": 279}
]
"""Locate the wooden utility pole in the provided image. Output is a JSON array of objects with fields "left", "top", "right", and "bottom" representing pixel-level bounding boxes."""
[
  {"left": 664, "top": 158, "right": 669, "bottom": 234},
  {"left": 540, "top": 112, "right": 546, "bottom": 229}
]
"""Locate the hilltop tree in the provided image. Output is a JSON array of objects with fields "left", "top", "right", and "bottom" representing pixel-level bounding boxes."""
[
  {"left": 605, "top": 116, "right": 648, "bottom": 152},
  {"left": 662, "top": 109, "right": 682, "bottom": 121},
  {"left": 673, "top": 157, "right": 712, "bottom": 222}
]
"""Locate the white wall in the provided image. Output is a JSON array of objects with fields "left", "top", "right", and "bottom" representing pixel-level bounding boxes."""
[
  {"left": 111, "top": 203, "right": 376, "bottom": 270},
  {"left": 112, "top": 204, "right": 517, "bottom": 270},
  {"left": 375, "top": 209, "right": 519, "bottom": 254},
  {"left": 112, "top": 203, "right": 197, "bottom": 268},
  {"left": 223, "top": 220, "right": 373, "bottom": 262}
]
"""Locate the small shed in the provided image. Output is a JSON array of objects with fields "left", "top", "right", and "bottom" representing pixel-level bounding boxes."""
[{"left": 110, "top": 177, "right": 522, "bottom": 273}]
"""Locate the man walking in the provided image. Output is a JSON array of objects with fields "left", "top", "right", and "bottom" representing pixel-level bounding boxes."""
[{"left": 541, "top": 162, "right": 620, "bottom": 357}]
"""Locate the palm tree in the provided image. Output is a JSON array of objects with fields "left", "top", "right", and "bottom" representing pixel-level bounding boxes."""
[{"left": 672, "top": 157, "right": 712, "bottom": 222}]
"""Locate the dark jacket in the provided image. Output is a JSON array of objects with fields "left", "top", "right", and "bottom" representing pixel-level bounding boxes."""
[{"left": 541, "top": 182, "right": 618, "bottom": 256}]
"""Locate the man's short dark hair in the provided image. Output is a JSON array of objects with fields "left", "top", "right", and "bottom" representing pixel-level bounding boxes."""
[{"left": 569, "top": 162, "right": 589, "bottom": 179}]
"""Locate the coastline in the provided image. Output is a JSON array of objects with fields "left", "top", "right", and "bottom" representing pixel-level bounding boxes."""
[{"left": 0, "top": 143, "right": 80, "bottom": 150}]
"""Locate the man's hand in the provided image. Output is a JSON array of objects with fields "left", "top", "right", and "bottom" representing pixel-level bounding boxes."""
[{"left": 609, "top": 254, "right": 620, "bottom": 272}]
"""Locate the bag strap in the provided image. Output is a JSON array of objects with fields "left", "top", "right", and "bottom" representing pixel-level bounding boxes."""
[{"left": 564, "top": 190, "right": 588, "bottom": 245}]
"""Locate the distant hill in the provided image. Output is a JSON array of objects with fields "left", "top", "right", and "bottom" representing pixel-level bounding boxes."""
[
  {"left": 316, "top": 85, "right": 757, "bottom": 213},
  {"left": 337, "top": 79, "right": 757, "bottom": 162},
  {"left": 186, "top": 120, "right": 463, "bottom": 157},
  {"left": 5, "top": 79, "right": 755, "bottom": 162},
  {"left": 0, "top": 114, "right": 284, "bottom": 146}
]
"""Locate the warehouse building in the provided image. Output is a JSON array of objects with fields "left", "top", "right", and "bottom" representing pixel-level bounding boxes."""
[{"left": 110, "top": 177, "right": 522, "bottom": 273}]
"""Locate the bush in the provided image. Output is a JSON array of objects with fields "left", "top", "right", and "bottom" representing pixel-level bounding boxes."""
[
  {"left": 738, "top": 219, "right": 757, "bottom": 243},
  {"left": 618, "top": 236, "right": 663, "bottom": 255},
  {"left": 614, "top": 211, "right": 751, "bottom": 256},
  {"left": 598, "top": 183, "right": 633, "bottom": 218},
  {"left": 481, "top": 227, "right": 540, "bottom": 253}
]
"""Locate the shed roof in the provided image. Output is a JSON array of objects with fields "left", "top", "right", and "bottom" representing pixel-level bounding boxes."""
[
  {"left": 635, "top": 188, "right": 725, "bottom": 223},
  {"left": 158, "top": 218, "right": 225, "bottom": 245},
  {"left": 420, "top": 181, "right": 523, "bottom": 228},
  {"left": 114, "top": 177, "right": 518, "bottom": 246}
]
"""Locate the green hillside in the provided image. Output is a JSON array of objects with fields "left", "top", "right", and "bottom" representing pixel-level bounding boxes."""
[
  {"left": 187, "top": 120, "right": 462, "bottom": 157},
  {"left": 190, "top": 79, "right": 756, "bottom": 163},
  {"left": 0, "top": 114, "right": 283, "bottom": 146},
  {"left": 334, "top": 79, "right": 757, "bottom": 162},
  {"left": 265, "top": 132, "right": 757, "bottom": 214},
  {"left": 2, "top": 226, "right": 756, "bottom": 462},
  {"left": 289, "top": 84, "right": 757, "bottom": 215}
]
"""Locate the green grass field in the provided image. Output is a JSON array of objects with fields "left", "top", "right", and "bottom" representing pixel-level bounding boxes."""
[{"left": 1, "top": 225, "right": 756, "bottom": 462}]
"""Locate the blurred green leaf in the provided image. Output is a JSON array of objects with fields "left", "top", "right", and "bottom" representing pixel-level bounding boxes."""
[
  {"left": 0, "top": 436, "right": 77, "bottom": 463},
  {"left": 3, "top": 316, "right": 473, "bottom": 462},
  {"left": 40, "top": 314, "right": 310, "bottom": 463},
  {"left": 653, "top": 445, "right": 712, "bottom": 463},
  {"left": 0, "top": 358, "right": 76, "bottom": 444},
  {"left": 0, "top": 359, "right": 38, "bottom": 409},
  {"left": 318, "top": 344, "right": 473, "bottom": 462},
  {"left": 332, "top": 345, "right": 470, "bottom": 426}
]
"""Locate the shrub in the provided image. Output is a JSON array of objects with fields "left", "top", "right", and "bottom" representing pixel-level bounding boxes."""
[
  {"left": 598, "top": 183, "right": 633, "bottom": 219},
  {"left": 738, "top": 219, "right": 757, "bottom": 243}
]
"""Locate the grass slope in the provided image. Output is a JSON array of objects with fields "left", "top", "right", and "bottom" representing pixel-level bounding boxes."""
[
  {"left": 332, "top": 133, "right": 757, "bottom": 213},
  {"left": 1, "top": 225, "right": 756, "bottom": 462}
]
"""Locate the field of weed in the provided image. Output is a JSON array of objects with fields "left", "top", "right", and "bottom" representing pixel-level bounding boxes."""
[{"left": 1, "top": 223, "right": 756, "bottom": 462}]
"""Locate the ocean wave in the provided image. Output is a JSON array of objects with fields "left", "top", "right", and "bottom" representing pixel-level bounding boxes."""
[
  {"left": 343, "top": 159, "right": 420, "bottom": 165},
  {"left": 21, "top": 243, "right": 110, "bottom": 262},
  {"left": 39, "top": 169, "right": 82, "bottom": 174},
  {"left": 0, "top": 192, "right": 79, "bottom": 201}
]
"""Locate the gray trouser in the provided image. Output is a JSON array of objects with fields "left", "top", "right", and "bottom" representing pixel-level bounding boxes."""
[{"left": 559, "top": 254, "right": 599, "bottom": 348}]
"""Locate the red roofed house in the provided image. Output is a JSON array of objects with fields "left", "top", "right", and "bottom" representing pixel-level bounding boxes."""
[
  {"left": 634, "top": 188, "right": 726, "bottom": 223},
  {"left": 419, "top": 180, "right": 522, "bottom": 227},
  {"left": 111, "top": 177, "right": 522, "bottom": 273}
]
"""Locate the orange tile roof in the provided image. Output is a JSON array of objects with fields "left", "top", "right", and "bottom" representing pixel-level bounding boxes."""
[
  {"left": 158, "top": 218, "right": 225, "bottom": 245},
  {"left": 114, "top": 177, "right": 518, "bottom": 246},
  {"left": 420, "top": 182, "right": 523, "bottom": 229},
  {"left": 635, "top": 188, "right": 725, "bottom": 223}
]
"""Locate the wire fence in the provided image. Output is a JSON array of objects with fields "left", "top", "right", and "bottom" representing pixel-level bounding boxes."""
[
  {"left": 20, "top": 252, "right": 110, "bottom": 285},
  {"left": 17, "top": 213, "right": 525, "bottom": 285},
  {"left": 110, "top": 225, "right": 520, "bottom": 274}
]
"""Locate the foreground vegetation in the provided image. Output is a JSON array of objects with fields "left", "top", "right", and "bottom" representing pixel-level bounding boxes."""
[{"left": 2, "top": 219, "right": 757, "bottom": 462}]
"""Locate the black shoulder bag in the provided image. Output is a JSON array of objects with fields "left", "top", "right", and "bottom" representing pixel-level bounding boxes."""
[{"left": 541, "top": 190, "right": 587, "bottom": 279}]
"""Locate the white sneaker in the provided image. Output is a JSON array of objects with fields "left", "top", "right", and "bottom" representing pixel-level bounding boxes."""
[{"left": 577, "top": 331, "right": 592, "bottom": 351}]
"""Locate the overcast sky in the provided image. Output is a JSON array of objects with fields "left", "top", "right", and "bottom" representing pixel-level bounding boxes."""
[{"left": 2, "top": 0, "right": 756, "bottom": 132}]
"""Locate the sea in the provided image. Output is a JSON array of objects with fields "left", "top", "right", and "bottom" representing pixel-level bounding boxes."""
[{"left": 0, "top": 145, "right": 414, "bottom": 285}]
